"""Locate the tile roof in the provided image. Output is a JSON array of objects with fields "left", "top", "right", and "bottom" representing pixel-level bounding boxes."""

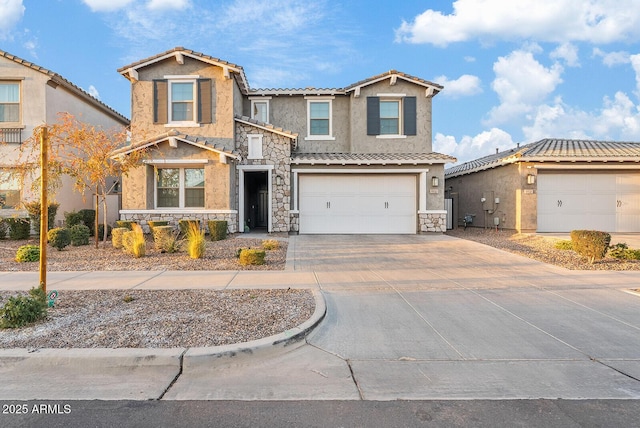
[
  {"left": 292, "top": 152, "right": 456, "bottom": 165},
  {"left": 0, "top": 49, "right": 129, "bottom": 124},
  {"left": 445, "top": 138, "right": 640, "bottom": 178},
  {"left": 111, "top": 129, "right": 240, "bottom": 158},
  {"left": 234, "top": 115, "right": 298, "bottom": 140}
]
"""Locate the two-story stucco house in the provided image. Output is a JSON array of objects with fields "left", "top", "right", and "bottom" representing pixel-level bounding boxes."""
[
  {"left": 114, "top": 47, "right": 456, "bottom": 234},
  {"left": 0, "top": 49, "right": 129, "bottom": 225}
]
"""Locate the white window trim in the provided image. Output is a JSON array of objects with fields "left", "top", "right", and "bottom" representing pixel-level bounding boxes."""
[
  {"left": 247, "top": 134, "right": 264, "bottom": 160},
  {"left": 377, "top": 97, "right": 403, "bottom": 138},
  {"left": 305, "top": 96, "right": 336, "bottom": 141},
  {"left": 164, "top": 75, "right": 199, "bottom": 127},
  {"left": 154, "top": 167, "right": 205, "bottom": 209},
  {"left": 249, "top": 97, "right": 271, "bottom": 123}
]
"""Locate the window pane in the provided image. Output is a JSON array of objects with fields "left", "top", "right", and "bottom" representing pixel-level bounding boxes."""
[
  {"left": 0, "top": 84, "right": 19, "bottom": 102},
  {"left": 172, "top": 102, "right": 193, "bottom": 121},
  {"left": 157, "top": 169, "right": 179, "bottom": 188},
  {"left": 185, "top": 168, "right": 204, "bottom": 188},
  {"left": 185, "top": 188, "right": 204, "bottom": 207},
  {"left": 310, "top": 119, "right": 329, "bottom": 135},
  {"left": 157, "top": 188, "right": 179, "bottom": 207},
  {"left": 253, "top": 102, "right": 268, "bottom": 122},
  {"left": 380, "top": 101, "right": 399, "bottom": 118},
  {"left": 310, "top": 102, "right": 329, "bottom": 119},
  {"left": 0, "top": 170, "right": 20, "bottom": 209},
  {"left": 0, "top": 105, "right": 19, "bottom": 122},
  {"left": 171, "top": 82, "right": 193, "bottom": 102},
  {"left": 380, "top": 118, "right": 399, "bottom": 135}
]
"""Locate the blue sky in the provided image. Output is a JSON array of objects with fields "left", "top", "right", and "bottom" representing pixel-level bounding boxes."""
[{"left": 3, "top": 0, "right": 640, "bottom": 164}]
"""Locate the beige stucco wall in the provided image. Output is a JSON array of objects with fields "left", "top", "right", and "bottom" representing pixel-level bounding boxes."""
[
  {"left": 1, "top": 55, "right": 128, "bottom": 225},
  {"left": 130, "top": 56, "right": 235, "bottom": 148},
  {"left": 121, "top": 141, "right": 231, "bottom": 210},
  {"left": 445, "top": 162, "right": 538, "bottom": 232}
]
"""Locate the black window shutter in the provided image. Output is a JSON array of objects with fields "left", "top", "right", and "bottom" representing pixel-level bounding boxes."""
[
  {"left": 153, "top": 80, "right": 168, "bottom": 124},
  {"left": 197, "top": 79, "right": 212, "bottom": 124},
  {"left": 403, "top": 96, "right": 417, "bottom": 136},
  {"left": 367, "top": 96, "right": 380, "bottom": 135}
]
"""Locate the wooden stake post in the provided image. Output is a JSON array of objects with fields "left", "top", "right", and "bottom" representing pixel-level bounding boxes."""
[{"left": 39, "top": 127, "right": 48, "bottom": 293}]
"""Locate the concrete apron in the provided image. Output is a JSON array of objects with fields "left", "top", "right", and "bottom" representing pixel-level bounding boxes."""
[{"left": 2, "top": 234, "right": 640, "bottom": 400}]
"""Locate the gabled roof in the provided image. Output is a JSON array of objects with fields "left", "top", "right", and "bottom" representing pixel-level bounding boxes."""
[
  {"left": 0, "top": 49, "right": 129, "bottom": 125},
  {"left": 248, "top": 70, "right": 442, "bottom": 97},
  {"left": 118, "top": 47, "right": 250, "bottom": 94},
  {"left": 234, "top": 115, "right": 298, "bottom": 140},
  {"left": 111, "top": 129, "right": 240, "bottom": 159},
  {"left": 445, "top": 138, "right": 640, "bottom": 178},
  {"left": 292, "top": 152, "right": 456, "bottom": 166}
]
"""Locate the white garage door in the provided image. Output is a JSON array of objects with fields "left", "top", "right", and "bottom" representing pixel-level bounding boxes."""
[
  {"left": 537, "top": 172, "right": 640, "bottom": 232},
  {"left": 299, "top": 174, "right": 416, "bottom": 234}
]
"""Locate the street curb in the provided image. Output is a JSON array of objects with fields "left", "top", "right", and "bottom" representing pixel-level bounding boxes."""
[
  {"left": 0, "top": 289, "right": 326, "bottom": 370},
  {"left": 181, "top": 288, "right": 326, "bottom": 370}
]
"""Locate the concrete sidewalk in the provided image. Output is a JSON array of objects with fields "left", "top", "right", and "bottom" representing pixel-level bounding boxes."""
[{"left": 1, "top": 234, "right": 640, "bottom": 401}]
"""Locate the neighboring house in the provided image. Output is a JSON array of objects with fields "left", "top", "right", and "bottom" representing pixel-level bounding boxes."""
[
  {"left": 0, "top": 49, "right": 129, "bottom": 225},
  {"left": 114, "top": 47, "right": 456, "bottom": 234},
  {"left": 445, "top": 138, "right": 640, "bottom": 233}
]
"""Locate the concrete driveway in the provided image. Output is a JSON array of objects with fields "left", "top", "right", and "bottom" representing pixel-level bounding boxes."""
[{"left": 168, "top": 234, "right": 640, "bottom": 400}]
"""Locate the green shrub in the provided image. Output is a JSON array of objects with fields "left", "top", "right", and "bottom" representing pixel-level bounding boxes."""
[
  {"left": 570, "top": 230, "right": 611, "bottom": 264},
  {"left": 0, "top": 219, "right": 7, "bottom": 240},
  {"left": 47, "top": 227, "right": 71, "bottom": 251},
  {"left": 15, "top": 244, "right": 40, "bottom": 262},
  {"left": 148, "top": 220, "right": 169, "bottom": 234},
  {"left": 6, "top": 218, "right": 30, "bottom": 240},
  {"left": 122, "top": 224, "right": 145, "bottom": 258},
  {"left": 239, "top": 248, "right": 265, "bottom": 266},
  {"left": 78, "top": 209, "right": 96, "bottom": 236},
  {"left": 111, "top": 227, "right": 127, "bottom": 249},
  {"left": 0, "top": 286, "right": 47, "bottom": 328},
  {"left": 554, "top": 240, "right": 573, "bottom": 250},
  {"left": 185, "top": 222, "right": 205, "bottom": 259},
  {"left": 70, "top": 224, "right": 90, "bottom": 246},
  {"left": 152, "top": 225, "right": 180, "bottom": 253},
  {"left": 262, "top": 239, "right": 280, "bottom": 250},
  {"left": 23, "top": 201, "right": 59, "bottom": 235},
  {"left": 178, "top": 219, "right": 200, "bottom": 238},
  {"left": 64, "top": 211, "right": 84, "bottom": 228},
  {"left": 609, "top": 243, "right": 640, "bottom": 260},
  {"left": 207, "top": 220, "right": 228, "bottom": 241},
  {"left": 115, "top": 220, "right": 136, "bottom": 230}
]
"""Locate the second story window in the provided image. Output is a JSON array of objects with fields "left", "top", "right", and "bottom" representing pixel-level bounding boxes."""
[
  {"left": 170, "top": 81, "right": 195, "bottom": 122},
  {"left": 367, "top": 96, "right": 417, "bottom": 137},
  {"left": 379, "top": 100, "right": 400, "bottom": 135},
  {"left": 154, "top": 77, "right": 212, "bottom": 126},
  {"left": 251, "top": 99, "right": 270, "bottom": 123},
  {"left": 306, "top": 97, "right": 335, "bottom": 140},
  {"left": 0, "top": 82, "right": 20, "bottom": 123}
]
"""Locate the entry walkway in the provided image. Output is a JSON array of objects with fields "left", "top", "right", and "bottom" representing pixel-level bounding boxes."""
[{"left": 1, "top": 234, "right": 639, "bottom": 401}]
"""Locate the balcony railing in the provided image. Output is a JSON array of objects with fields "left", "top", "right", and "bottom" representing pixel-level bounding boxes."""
[{"left": 0, "top": 128, "right": 22, "bottom": 144}]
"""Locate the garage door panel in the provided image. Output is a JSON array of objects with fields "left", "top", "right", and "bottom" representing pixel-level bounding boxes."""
[{"left": 299, "top": 174, "right": 416, "bottom": 234}]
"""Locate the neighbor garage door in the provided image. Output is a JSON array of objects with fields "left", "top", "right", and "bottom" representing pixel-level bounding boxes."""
[
  {"left": 537, "top": 172, "right": 640, "bottom": 232},
  {"left": 299, "top": 174, "right": 416, "bottom": 234}
]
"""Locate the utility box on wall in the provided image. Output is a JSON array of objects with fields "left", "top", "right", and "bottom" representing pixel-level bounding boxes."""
[{"left": 482, "top": 191, "right": 494, "bottom": 212}]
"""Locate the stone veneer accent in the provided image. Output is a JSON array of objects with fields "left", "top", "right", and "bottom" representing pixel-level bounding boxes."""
[
  {"left": 120, "top": 211, "right": 238, "bottom": 234},
  {"left": 419, "top": 211, "right": 447, "bottom": 233},
  {"left": 289, "top": 211, "right": 299, "bottom": 233}
]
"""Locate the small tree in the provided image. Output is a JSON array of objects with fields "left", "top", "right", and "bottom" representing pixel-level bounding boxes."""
[{"left": 5, "top": 114, "right": 147, "bottom": 247}]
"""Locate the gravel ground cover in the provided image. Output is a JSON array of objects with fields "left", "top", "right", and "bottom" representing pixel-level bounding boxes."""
[{"left": 446, "top": 228, "right": 640, "bottom": 271}]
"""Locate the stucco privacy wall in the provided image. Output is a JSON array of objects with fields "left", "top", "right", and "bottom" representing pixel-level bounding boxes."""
[
  {"left": 446, "top": 163, "right": 538, "bottom": 232},
  {"left": 131, "top": 57, "right": 235, "bottom": 149},
  {"left": 235, "top": 121, "right": 292, "bottom": 233}
]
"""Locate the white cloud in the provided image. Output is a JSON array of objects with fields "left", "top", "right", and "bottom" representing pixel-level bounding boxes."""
[
  {"left": 592, "top": 48, "right": 630, "bottom": 67},
  {"left": 464, "top": 56, "right": 476, "bottom": 62},
  {"left": 486, "top": 49, "right": 564, "bottom": 124},
  {"left": 434, "top": 128, "right": 515, "bottom": 164},
  {"left": 395, "top": 0, "right": 640, "bottom": 46},
  {"left": 87, "top": 85, "right": 100, "bottom": 99},
  {"left": 631, "top": 54, "right": 640, "bottom": 97},
  {"left": 0, "top": 0, "right": 25, "bottom": 40},
  {"left": 146, "top": 0, "right": 190, "bottom": 11},
  {"left": 433, "top": 74, "right": 482, "bottom": 98},
  {"left": 550, "top": 42, "right": 580, "bottom": 67},
  {"left": 82, "top": 0, "right": 133, "bottom": 12}
]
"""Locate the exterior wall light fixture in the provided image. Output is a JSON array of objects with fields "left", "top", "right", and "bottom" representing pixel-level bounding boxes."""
[
  {"left": 527, "top": 174, "right": 536, "bottom": 184},
  {"left": 431, "top": 176, "right": 439, "bottom": 187}
]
